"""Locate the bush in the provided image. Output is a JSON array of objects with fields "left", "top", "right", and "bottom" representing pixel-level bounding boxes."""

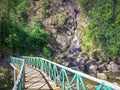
[
  {"left": 25, "top": 24, "right": 49, "bottom": 55},
  {"left": 0, "top": 67, "right": 13, "bottom": 89},
  {"left": 80, "top": 0, "right": 120, "bottom": 60},
  {"left": 42, "top": 47, "right": 51, "bottom": 59}
]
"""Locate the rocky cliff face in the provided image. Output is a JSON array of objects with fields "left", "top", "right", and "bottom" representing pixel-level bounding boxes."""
[
  {"left": 27, "top": 0, "right": 120, "bottom": 83},
  {"left": 28, "top": 0, "right": 88, "bottom": 60}
]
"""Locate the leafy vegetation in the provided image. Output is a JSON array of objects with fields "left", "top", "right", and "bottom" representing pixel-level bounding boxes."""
[
  {"left": 0, "top": 65, "right": 13, "bottom": 89},
  {"left": 41, "top": 1, "right": 50, "bottom": 18},
  {"left": 25, "top": 24, "right": 49, "bottom": 55},
  {"left": 0, "top": 1, "right": 50, "bottom": 88},
  {"left": 42, "top": 47, "right": 51, "bottom": 59},
  {"left": 0, "top": 0, "right": 50, "bottom": 58},
  {"left": 80, "top": 0, "right": 120, "bottom": 61}
]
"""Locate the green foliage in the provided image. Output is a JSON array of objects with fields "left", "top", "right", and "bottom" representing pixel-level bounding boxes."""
[
  {"left": 25, "top": 25, "right": 49, "bottom": 54},
  {"left": 2, "top": 18, "right": 28, "bottom": 54},
  {"left": 41, "top": 1, "right": 50, "bottom": 18},
  {"left": 80, "top": 0, "right": 120, "bottom": 60},
  {"left": 0, "top": 0, "right": 51, "bottom": 89},
  {"left": 0, "top": 0, "right": 19, "bottom": 14},
  {"left": 42, "top": 47, "right": 51, "bottom": 59},
  {"left": 16, "top": 0, "right": 29, "bottom": 25},
  {"left": 0, "top": 68, "right": 13, "bottom": 89},
  {"left": 31, "top": 17, "right": 44, "bottom": 28},
  {"left": 0, "top": 0, "right": 50, "bottom": 56},
  {"left": 5, "top": 22, "right": 49, "bottom": 55},
  {"left": 42, "top": 2, "right": 50, "bottom": 10}
]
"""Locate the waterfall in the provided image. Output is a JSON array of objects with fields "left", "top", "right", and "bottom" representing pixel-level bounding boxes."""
[
  {"left": 70, "top": 30, "right": 81, "bottom": 54},
  {"left": 68, "top": 7, "right": 81, "bottom": 54}
]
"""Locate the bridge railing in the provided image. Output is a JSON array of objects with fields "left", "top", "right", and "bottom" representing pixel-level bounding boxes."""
[
  {"left": 9, "top": 56, "right": 25, "bottom": 90},
  {"left": 22, "top": 56, "right": 120, "bottom": 90}
]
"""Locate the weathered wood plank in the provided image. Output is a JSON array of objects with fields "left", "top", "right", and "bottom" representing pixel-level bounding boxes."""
[{"left": 25, "top": 65, "right": 61, "bottom": 90}]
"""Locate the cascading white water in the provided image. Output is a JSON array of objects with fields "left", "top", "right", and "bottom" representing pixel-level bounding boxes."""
[
  {"left": 70, "top": 30, "right": 81, "bottom": 54},
  {"left": 69, "top": 6, "right": 81, "bottom": 54}
]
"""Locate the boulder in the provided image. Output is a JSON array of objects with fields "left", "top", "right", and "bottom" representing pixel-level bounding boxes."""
[
  {"left": 77, "top": 52, "right": 88, "bottom": 61},
  {"left": 106, "top": 61, "right": 119, "bottom": 73},
  {"left": 76, "top": 59, "right": 86, "bottom": 71},
  {"left": 67, "top": 52, "right": 88, "bottom": 72},
  {"left": 97, "top": 73, "right": 107, "bottom": 80},
  {"left": 85, "top": 60, "right": 98, "bottom": 74},
  {"left": 98, "top": 63, "right": 107, "bottom": 73},
  {"left": 62, "top": 61, "right": 74, "bottom": 67},
  {"left": 116, "top": 60, "right": 120, "bottom": 70}
]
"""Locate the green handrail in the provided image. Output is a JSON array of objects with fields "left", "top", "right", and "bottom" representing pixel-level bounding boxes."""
[
  {"left": 9, "top": 56, "right": 25, "bottom": 90},
  {"left": 22, "top": 56, "right": 120, "bottom": 90}
]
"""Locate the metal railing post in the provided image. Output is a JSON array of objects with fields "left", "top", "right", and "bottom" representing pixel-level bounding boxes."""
[
  {"left": 10, "top": 63, "right": 17, "bottom": 85},
  {"left": 10, "top": 56, "right": 25, "bottom": 90},
  {"left": 14, "top": 69, "right": 16, "bottom": 85}
]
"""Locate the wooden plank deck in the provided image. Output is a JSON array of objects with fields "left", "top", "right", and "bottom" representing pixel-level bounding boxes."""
[{"left": 25, "top": 65, "right": 61, "bottom": 90}]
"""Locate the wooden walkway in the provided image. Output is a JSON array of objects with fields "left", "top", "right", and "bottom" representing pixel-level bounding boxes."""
[{"left": 25, "top": 65, "right": 61, "bottom": 90}]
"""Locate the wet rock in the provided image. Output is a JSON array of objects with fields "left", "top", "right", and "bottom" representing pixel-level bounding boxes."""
[
  {"left": 77, "top": 52, "right": 88, "bottom": 61},
  {"left": 97, "top": 73, "right": 107, "bottom": 80},
  {"left": 62, "top": 61, "right": 74, "bottom": 67},
  {"left": 98, "top": 63, "right": 107, "bottom": 73},
  {"left": 74, "top": 58, "right": 86, "bottom": 71},
  {"left": 66, "top": 52, "right": 88, "bottom": 72},
  {"left": 85, "top": 60, "right": 98, "bottom": 74},
  {"left": 71, "top": 66, "right": 80, "bottom": 71},
  {"left": 106, "top": 61, "right": 119, "bottom": 73}
]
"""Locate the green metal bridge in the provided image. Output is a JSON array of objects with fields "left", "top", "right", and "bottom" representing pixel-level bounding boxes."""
[{"left": 9, "top": 56, "right": 120, "bottom": 90}]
